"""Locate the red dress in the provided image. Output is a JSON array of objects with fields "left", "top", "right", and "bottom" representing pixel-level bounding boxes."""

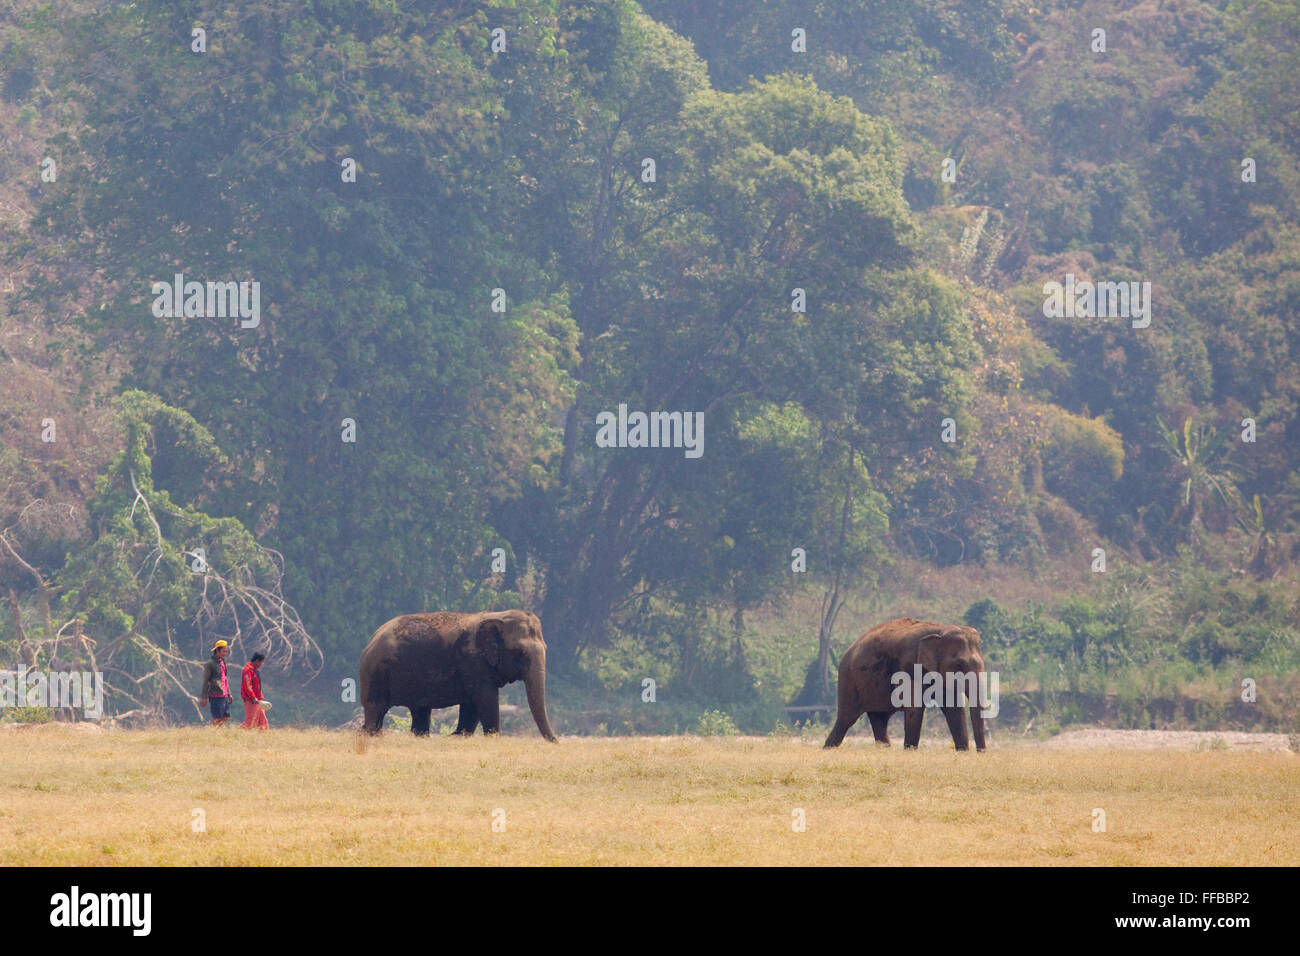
[{"left": 240, "top": 662, "right": 268, "bottom": 730}]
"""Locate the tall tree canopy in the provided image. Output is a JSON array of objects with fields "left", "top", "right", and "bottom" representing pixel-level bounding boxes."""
[{"left": 2, "top": 0, "right": 1297, "bottom": 719}]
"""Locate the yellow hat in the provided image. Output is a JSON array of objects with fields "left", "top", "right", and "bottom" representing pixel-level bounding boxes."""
[{"left": 212, "top": 640, "right": 229, "bottom": 651}]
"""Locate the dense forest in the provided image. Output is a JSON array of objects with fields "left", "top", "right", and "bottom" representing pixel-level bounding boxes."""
[{"left": 1, "top": 0, "right": 1296, "bottom": 734}]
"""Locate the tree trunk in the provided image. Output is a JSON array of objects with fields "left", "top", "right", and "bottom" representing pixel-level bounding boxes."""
[{"left": 792, "top": 444, "right": 855, "bottom": 708}]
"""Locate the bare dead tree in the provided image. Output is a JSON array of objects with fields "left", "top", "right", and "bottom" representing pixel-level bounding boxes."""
[{"left": 3, "top": 482, "right": 322, "bottom": 721}]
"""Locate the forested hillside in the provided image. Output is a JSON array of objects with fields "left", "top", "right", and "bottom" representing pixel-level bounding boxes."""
[{"left": 2, "top": 0, "right": 1296, "bottom": 732}]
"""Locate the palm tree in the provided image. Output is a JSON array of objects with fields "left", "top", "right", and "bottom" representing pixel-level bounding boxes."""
[
  {"left": 1240, "top": 494, "right": 1280, "bottom": 579},
  {"left": 1156, "top": 416, "right": 1249, "bottom": 547}
]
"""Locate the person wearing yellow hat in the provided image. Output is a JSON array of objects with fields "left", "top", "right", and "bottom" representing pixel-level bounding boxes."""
[{"left": 197, "top": 640, "right": 233, "bottom": 726}]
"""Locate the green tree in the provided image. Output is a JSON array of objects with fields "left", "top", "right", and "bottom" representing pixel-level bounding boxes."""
[
  {"left": 1156, "top": 415, "right": 1248, "bottom": 548},
  {"left": 529, "top": 50, "right": 976, "bottom": 663},
  {"left": 22, "top": 0, "right": 578, "bottom": 671},
  {"left": 56, "top": 391, "right": 321, "bottom": 719}
]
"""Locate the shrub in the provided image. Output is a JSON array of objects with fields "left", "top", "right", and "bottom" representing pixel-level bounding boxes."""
[
  {"left": 695, "top": 710, "right": 740, "bottom": 736},
  {"left": 1040, "top": 408, "right": 1125, "bottom": 520}
]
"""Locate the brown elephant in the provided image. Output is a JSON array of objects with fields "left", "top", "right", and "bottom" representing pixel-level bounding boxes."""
[
  {"left": 823, "top": 617, "right": 987, "bottom": 751},
  {"left": 359, "top": 609, "right": 557, "bottom": 740}
]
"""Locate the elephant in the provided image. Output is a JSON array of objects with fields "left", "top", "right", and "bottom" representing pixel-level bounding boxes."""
[
  {"left": 823, "top": 617, "right": 987, "bottom": 751},
  {"left": 359, "top": 609, "right": 557, "bottom": 741}
]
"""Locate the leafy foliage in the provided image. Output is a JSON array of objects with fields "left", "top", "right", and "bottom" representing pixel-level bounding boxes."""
[
  {"left": 53, "top": 391, "right": 321, "bottom": 718},
  {"left": 1, "top": 0, "right": 1298, "bottom": 725}
]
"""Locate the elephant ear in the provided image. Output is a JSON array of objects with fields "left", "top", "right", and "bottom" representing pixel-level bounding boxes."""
[
  {"left": 476, "top": 618, "right": 504, "bottom": 669},
  {"left": 916, "top": 631, "right": 946, "bottom": 672}
]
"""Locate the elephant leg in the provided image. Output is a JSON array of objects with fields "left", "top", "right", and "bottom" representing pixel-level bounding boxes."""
[
  {"left": 473, "top": 689, "right": 500, "bottom": 736},
  {"left": 866, "top": 711, "right": 892, "bottom": 746},
  {"left": 823, "top": 708, "right": 861, "bottom": 748},
  {"left": 452, "top": 701, "right": 478, "bottom": 736},
  {"left": 941, "top": 705, "right": 969, "bottom": 751},
  {"left": 902, "top": 706, "right": 924, "bottom": 749},
  {"left": 970, "top": 704, "right": 987, "bottom": 752},
  {"left": 824, "top": 671, "right": 865, "bottom": 749},
  {"left": 410, "top": 706, "right": 433, "bottom": 737},
  {"left": 362, "top": 703, "right": 388, "bottom": 736}
]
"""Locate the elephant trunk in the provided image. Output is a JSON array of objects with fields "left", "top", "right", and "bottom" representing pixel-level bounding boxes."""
[
  {"left": 525, "top": 654, "right": 558, "bottom": 743},
  {"left": 969, "top": 662, "right": 988, "bottom": 752}
]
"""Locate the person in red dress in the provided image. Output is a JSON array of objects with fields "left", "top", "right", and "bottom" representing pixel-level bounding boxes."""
[{"left": 239, "top": 652, "right": 269, "bottom": 730}]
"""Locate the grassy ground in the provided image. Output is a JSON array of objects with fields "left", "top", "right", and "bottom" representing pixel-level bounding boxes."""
[{"left": 2, "top": 726, "right": 1295, "bottom": 865}]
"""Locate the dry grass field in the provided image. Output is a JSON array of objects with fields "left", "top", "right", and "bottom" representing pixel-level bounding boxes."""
[{"left": 1, "top": 726, "right": 1295, "bottom": 866}]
